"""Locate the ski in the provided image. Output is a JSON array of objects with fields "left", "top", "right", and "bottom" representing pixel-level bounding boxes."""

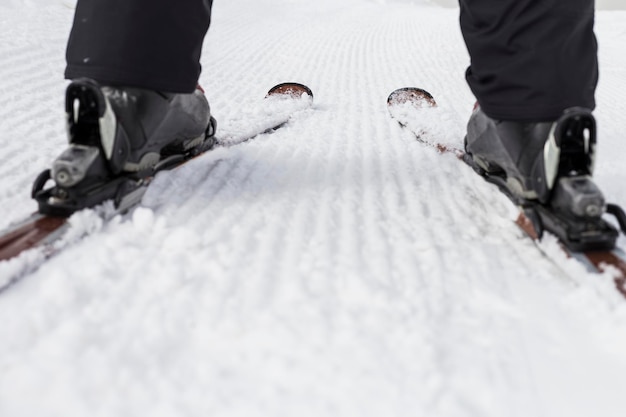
[
  {"left": 0, "top": 83, "right": 314, "bottom": 290},
  {"left": 387, "top": 87, "right": 626, "bottom": 298}
]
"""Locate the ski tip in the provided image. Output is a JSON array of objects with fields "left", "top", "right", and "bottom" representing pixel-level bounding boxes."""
[
  {"left": 387, "top": 87, "right": 436, "bottom": 108},
  {"left": 267, "top": 82, "right": 313, "bottom": 100}
]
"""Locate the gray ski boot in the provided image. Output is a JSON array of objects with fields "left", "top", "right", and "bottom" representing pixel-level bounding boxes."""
[
  {"left": 464, "top": 106, "right": 603, "bottom": 218},
  {"left": 464, "top": 106, "right": 626, "bottom": 251},
  {"left": 34, "top": 78, "right": 215, "bottom": 215}
]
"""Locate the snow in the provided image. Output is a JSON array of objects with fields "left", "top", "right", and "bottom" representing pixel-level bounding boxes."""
[{"left": 1, "top": 0, "right": 626, "bottom": 416}]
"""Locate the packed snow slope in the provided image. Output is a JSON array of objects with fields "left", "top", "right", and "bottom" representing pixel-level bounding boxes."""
[{"left": 1, "top": 0, "right": 626, "bottom": 416}]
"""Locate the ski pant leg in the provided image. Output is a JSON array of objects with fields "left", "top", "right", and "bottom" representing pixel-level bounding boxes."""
[
  {"left": 459, "top": 0, "right": 597, "bottom": 121},
  {"left": 65, "top": 0, "right": 213, "bottom": 93}
]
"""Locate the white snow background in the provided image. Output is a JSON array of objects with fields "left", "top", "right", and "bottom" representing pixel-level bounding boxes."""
[{"left": 1, "top": 0, "right": 626, "bottom": 416}]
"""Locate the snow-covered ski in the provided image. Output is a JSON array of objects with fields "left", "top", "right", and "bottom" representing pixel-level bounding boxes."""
[
  {"left": 0, "top": 83, "right": 313, "bottom": 290},
  {"left": 387, "top": 87, "right": 626, "bottom": 298}
]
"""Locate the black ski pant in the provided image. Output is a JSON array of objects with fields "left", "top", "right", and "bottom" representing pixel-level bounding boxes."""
[
  {"left": 459, "top": 0, "right": 598, "bottom": 121},
  {"left": 65, "top": 0, "right": 213, "bottom": 93}
]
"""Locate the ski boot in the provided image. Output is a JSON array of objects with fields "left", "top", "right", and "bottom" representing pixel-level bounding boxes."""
[
  {"left": 464, "top": 106, "right": 625, "bottom": 251},
  {"left": 33, "top": 78, "right": 216, "bottom": 216}
]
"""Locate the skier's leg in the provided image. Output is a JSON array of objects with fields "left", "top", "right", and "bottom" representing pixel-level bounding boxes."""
[
  {"left": 65, "top": 0, "right": 213, "bottom": 93},
  {"left": 43, "top": 0, "right": 215, "bottom": 207},
  {"left": 459, "top": 0, "right": 597, "bottom": 121},
  {"left": 460, "top": 0, "right": 600, "bottom": 205}
]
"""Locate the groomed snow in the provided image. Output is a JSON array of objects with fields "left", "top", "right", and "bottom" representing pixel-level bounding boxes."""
[{"left": 1, "top": 1, "right": 626, "bottom": 416}]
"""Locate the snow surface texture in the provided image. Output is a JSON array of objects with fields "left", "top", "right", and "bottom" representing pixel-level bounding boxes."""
[{"left": 1, "top": 0, "right": 626, "bottom": 416}]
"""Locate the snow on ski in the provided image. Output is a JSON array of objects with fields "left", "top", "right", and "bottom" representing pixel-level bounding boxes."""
[
  {"left": 387, "top": 87, "right": 626, "bottom": 298},
  {"left": 0, "top": 83, "right": 313, "bottom": 290}
]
